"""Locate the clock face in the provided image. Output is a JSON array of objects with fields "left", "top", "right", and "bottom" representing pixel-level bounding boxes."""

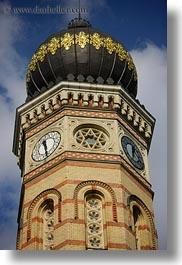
[
  {"left": 121, "top": 136, "right": 144, "bottom": 170},
  {"left": 32, "top": 131, "right": 61, "bottom": 162}
]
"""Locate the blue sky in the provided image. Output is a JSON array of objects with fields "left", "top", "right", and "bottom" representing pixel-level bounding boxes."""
[
  {"left": 0, "top": 0, "right": 167, "bottom": 250},
  {"left": 8, "top": 0, "right": 167, "bottom": 57}
]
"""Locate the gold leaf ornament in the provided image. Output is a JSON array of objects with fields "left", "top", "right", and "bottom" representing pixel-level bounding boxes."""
[
  {"left": 104, "top": 37, "right": 116, "bottom": 54},
  {"left": 36, "top": 44, "right": 47, "bottom": 62},
  {"left": 90, "top": 33, "right": 103, "bottom": 50},
  {"left": 126, "top": 52, "right": 134, "bottom": 70},
  {"left": 47, "top": 37, "right": 60, "bottom": 55},
  {"left": 27, "top": 54, "right": 38, "bottom": 83},
  {"left": 26, "top": 72, "right": 30, "bottom": 83},
  {"left": 76, "top": 31, "right": 89, "bottom": 49},
  {"left": 29, "top": 54, "right": 37, "bottom": 71},
  {"left": 126, "top": 52, "right": 137, "bottom": 80},
  {"left": 116, "top": 43, "right": 127, "bottom": 61},
  {"left": 61, "top": 33, "right": 74, "bottom": 50}
]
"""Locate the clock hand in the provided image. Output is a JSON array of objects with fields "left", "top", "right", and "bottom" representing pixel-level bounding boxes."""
[
  {"left": 42, "top": 140, "right": 48, "bottom": 156},
  {"left": 131, "top": 145, "right": 138, "bottom": 161},
  {"left": 132, "top": 145, "right": 135, "bottom": 159}
]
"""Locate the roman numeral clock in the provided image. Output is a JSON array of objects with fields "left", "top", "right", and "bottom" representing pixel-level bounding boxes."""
[{"left": 13, "top": 17, "right": 158, "bottom": 250}]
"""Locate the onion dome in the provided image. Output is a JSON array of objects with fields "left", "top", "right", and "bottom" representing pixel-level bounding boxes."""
[{"left": 26, "top": 18, "right": 137, "bottom": 101}]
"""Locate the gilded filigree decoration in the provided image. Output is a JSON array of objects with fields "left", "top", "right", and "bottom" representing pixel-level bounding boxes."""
[
  {"left": 90, "top": 33, "right": 103, "bottom": 50},
  {"left": 104, "top": 37, "right": 116, "bottom": 54},
  {"left": 126, "top": 52, "right": 135, "bottom": 71},
  {"left": 26, "top": 73, "right": 30, "bottom": 83},
  {"left": 29, "top": 54, "right": 38, "bottom": 71},
  {"left": 116, "top": 43, "right": 127, "bottom": 61},
  {"left": 61, "top": 33, "right": 74, "bottom": 50},
  {"left": 126, "top": 52, "right": 137, "bottom": 80},
  {"left": 26, "top": 31, "right": 137, "bottom": 84},
  {"left": 26, "top": 54, "right": 38, "bottom": 82},
  {"left": 36, "top": 44, "right": 47, "bottom": 62},
  {"left": 47, "top": 37, "right": 60, "bottom": 55},
  {"left": 75, "top": 31, "right": 89, "bottom": 49}
]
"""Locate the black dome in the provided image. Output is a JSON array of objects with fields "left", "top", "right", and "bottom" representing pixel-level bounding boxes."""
[{"left": 26, "top": 18, "right": 137, "bottom": 100}]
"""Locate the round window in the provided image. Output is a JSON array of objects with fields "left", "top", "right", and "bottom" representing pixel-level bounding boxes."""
[{"left": 74, "top": 125, "right": 109, "bottom": 150}]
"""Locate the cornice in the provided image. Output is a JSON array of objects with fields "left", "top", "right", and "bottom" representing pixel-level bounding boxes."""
[{"left": 13, "top": 82, "right": 155, "bottom": 166}]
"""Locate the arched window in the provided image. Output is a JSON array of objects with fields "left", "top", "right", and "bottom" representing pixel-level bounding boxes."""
[
  {"left": 128, "top": 195, "right": 157, "bottom": 250},
  {"left": 38, "top": 199, "right": 54, "bottom": 250},
  {"left": 26, "top": 189, "right": 61, "bottom": 250},
  {"left": 85, "top": 192, "right": 106, "bottom": 249},
  {"left": 133, "top": 205, "right": 145, "bottom": 250}
]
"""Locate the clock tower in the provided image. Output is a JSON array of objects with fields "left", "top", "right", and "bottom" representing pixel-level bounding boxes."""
[{"left": 13, "top": 18, "right": 158, "bottom": 250}]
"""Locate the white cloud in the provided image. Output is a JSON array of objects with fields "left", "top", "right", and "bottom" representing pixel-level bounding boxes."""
[
  {"left": 0, "top": 1, "right": 25, "bottom": 250},
  {"left": 0, "top": 2, "right": 26, "bottom": 182},
  {"left": 131, "top": 43, "right": 167, "bottom": 115},
  {"left": 0, "top": 3, "right": 27, "bottom": 108}
]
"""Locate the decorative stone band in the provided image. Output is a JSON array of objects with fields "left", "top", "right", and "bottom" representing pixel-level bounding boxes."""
[
  {"left": 21, "top": 91, "right": 152, "bottom": 140},
  {"left": 26, "top": 31, "right": 137, "bottom": 84},
  {"left": 23, "top": 151, "right": 152, "bottom": 192},
  {"left": 13, "top": 83, "right": 155, "bottom": 168}
]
